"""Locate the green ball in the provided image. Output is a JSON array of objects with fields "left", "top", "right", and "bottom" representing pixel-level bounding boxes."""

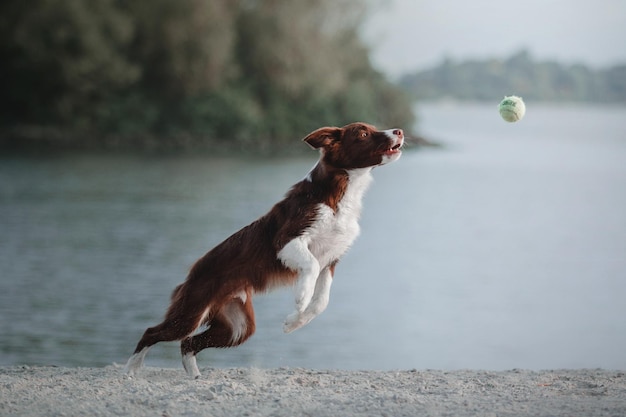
[{"left": 498, "top": 96, "right": 526, "bottom": 122}]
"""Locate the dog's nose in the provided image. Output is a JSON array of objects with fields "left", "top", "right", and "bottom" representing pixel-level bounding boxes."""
[{"left": 393, "top": 129, "right": 404, "bottom": 139}]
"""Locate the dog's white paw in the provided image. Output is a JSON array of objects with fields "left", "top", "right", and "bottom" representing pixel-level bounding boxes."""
[
  {"left": 182, "top": 353, "right": 201, "bottom": 379},
  {"left": 294, "top": 288, "right": 315, "bottom": 313},
  {"left": 283, "top": 311, "right": 305, "bottom": 333},
  {"left": 124, "top": 349, "right": 148, "bottom": 377}
]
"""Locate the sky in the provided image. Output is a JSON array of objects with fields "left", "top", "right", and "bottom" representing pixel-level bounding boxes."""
[{"left": 363, "top": 0, "right": 626, "bottom": 78}]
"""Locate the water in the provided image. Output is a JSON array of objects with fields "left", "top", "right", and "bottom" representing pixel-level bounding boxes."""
[{"left": 1, "top": 103, "right": 625, "bottom": 371}]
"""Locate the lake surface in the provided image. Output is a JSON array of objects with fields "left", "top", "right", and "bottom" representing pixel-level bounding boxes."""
[{"left": 1, "top": 103, "right": 625, "bottom": 371}]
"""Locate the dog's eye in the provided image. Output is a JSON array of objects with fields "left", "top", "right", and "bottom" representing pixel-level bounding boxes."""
[{"left": 360, "top": 131, "right": 368, "bottom": 138}]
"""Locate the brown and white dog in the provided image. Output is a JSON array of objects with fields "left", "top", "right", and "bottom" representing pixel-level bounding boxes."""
[{"left": 124, "top": 122, "right": 404, "bottom": 378}]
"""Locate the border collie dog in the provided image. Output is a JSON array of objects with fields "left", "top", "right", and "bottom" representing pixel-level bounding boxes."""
[{"left": 125, "top": 122, "right": 404, "bottom": 378}]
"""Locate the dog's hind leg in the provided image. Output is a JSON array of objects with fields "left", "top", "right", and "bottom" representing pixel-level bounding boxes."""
[
  {"left": 124, "top": 303, "right": 210, "bottom": 376},
  {"left": 180, "top": 290, "right": 255, "bottom": 378}
]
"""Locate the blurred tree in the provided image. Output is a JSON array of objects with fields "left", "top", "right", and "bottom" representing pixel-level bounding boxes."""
[
  {"left": 0, "top": 0, "right": 415, "bottom": 150},
  {"left": 400, "top": 49, "right": 626, "bottom": 104},
  {"left": 234, "top": 0, "right": 413, "bottom": 142},
  {"left": 121, "top": 0, "right": 238, "bottom": 99},
  {"left": 0, "top": 0, "right": 138, "bottom": 129}
]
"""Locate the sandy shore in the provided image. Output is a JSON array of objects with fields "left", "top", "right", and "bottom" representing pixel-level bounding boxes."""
[{"left": 1, "top": 365, "right": 625, "bottom": 416}]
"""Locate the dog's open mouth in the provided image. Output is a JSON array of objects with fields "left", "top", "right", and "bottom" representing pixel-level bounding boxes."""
[{"left": 382, "top": 142, "right": 403, "bottom": 156}]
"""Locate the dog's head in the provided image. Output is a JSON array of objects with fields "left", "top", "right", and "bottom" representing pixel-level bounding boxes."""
[{"left": 303, "top": 122, "right": 404, "bottom": 169}]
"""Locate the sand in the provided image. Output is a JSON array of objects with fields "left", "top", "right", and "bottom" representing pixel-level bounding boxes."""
[{"left": 1, "top": 365, "right": 625, "bottom": 416}]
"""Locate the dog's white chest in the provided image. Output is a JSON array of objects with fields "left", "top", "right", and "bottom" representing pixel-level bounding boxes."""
[
  {"left": 307, "top": 169, "right": 372, "bottom": 267},
  {"left": 308, "top": 204, "right": 359, "bottom": 265}
]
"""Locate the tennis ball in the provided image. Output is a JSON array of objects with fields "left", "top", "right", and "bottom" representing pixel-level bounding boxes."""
[{"left": 498, "top": 96, "right": 526, "bottom": 122}]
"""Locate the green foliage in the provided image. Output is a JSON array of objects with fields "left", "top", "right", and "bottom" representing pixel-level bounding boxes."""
[
  {"left": 0, "top": 0, "right": 415, "bottom": 151},
  {"left": 400, "top": 50, "right": 626, "bottom": 103},
  {"left": 180, "top": 85, "right": 263, "bottom": 142},
  {"left": 0, "top": 0, "right": 139, "bottom": 127}
]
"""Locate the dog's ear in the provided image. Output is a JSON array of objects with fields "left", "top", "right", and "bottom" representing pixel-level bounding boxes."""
[{"left": 302, "top": 127, "right": 342, "bottom": 149}]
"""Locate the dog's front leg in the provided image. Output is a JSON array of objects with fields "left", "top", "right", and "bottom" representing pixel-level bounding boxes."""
[
  {"left": 278, "top": 238, "right": 320, "bottom": 329},
  {"left": 283, "top": 266, "right": 333, "bottom": 333}
]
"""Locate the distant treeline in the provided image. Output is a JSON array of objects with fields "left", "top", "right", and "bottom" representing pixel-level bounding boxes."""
[
  {"left": 0, "top": 0, "right": 414, "bottom": 152},
  {"left": 400, "top": 50, "right": 626, "bottom": 103}
]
